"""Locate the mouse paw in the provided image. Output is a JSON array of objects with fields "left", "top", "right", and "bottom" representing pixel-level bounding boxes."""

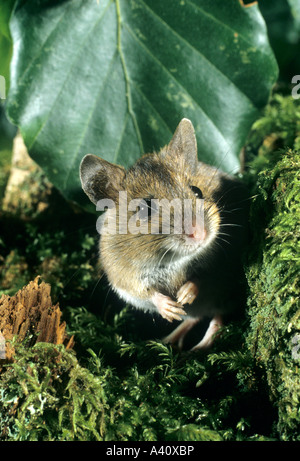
[
  {"left": 163, "top": 317, "right": 200, "bottom": 349},
  {"left": 177, "top": 280, "right": 199, "bottom": 305},
  {"left": 152, "top": 292, "right": 186, "bottom": 322},
  {"left": 191, "top": 315, "right": 222, "bottom": 351}
]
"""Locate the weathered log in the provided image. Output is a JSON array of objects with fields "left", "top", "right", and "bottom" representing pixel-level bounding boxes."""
[{"left": 0, "top": 276, "right": 74, "bottom": 361}]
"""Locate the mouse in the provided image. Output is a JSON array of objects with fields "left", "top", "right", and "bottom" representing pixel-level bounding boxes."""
[{"left": 80, "top": 118, "right": 249, "bottom": 350}]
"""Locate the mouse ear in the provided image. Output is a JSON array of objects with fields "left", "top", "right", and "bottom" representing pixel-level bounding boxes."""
[
  {"left": 166, "top": 118, "right": 198, "bottom": 172},
  {"left": 80, "top": 154, "right": 125, "bottom": 205}
]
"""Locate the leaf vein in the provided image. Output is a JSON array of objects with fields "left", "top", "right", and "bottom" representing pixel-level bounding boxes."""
[
  {"left": 28, "top": 0, "right": 114, "bottom": 152},
  {"left": 15, "top": 7, "right": 68, "bottom": 86},
  {"left": 116, "top": 0, "right": 144, "bottom": 154},
  {"left": 63, "top": 50, "right": 119, "bottom": 190},
  {"left": 186, "top": 0, "right": 262, "bottom": 52},
  {"left": 131, "top": 81, "right": 174, "bottom": 136},
  {"left": 139, "top": 0, "right": 256, "bottom": 103},
  {"left": 113, "top": 112, "right": 129, "bottom": 164},
  {"left": 123, "top": 21, "right": 232, "bottom": 151}
]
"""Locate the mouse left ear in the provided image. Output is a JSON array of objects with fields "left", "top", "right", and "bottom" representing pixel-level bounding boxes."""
[
  {"left": 165, "top": 118, "right": 198, "bottom": 172},
  {"left": 80, "top": 154, "right": 126, "bottom": 205}
]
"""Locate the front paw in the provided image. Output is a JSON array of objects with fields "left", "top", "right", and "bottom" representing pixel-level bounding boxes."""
[
  {"left": 177, "top": 280, "right": 199, "bottom": 306},
  {"left": 152, "top": 292, "right": 186, "bottom": 322}
]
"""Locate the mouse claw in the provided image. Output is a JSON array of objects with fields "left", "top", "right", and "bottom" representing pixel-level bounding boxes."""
[
  {"left": 152, "top": 292, "right": 186, "bottom": 322},
  {"left": 177, "top": 280, "right": 199, "bottom": 306}
]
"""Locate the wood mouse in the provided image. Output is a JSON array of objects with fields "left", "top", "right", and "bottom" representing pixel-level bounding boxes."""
[{"left": 80, "top": 119, "right": 249, "bottom": 350}]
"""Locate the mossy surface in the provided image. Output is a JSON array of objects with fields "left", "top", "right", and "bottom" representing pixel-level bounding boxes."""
[
  {"left": 245, "top": 149, "right": 300, "bottom": 440},
  {"left": 0, "top": 92, "right": 299, "bottom": 441},
  {"left": 0, "top": 313, "right": 275, "bottom": 441}
]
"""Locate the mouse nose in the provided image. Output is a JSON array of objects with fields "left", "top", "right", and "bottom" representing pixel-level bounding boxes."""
[
  {"left": 186, "top": 227, "right": 207, "bottom": 242},
  {"left": 185, "top": 218, "right": 207, "bottom": 242}
]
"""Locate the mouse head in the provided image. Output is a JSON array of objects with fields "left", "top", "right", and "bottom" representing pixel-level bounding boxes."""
[
  {"left": 80, "top": 119, "right": 220, "bottom": 261},
  {"left": 80, "top": 118, "right": 197, "bottom": 203}
]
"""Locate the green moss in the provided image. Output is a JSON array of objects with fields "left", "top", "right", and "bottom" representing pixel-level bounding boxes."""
[
  {"left": 0, "top": 339, "right": 108, "bottom": 441},
  {"left": 245, "top": 149, "right": 300, "bottom": 440},
  {"left": 0, "top": 92, "right": 299, "bottom": 441},
  {"left": 246, "top": 93, "right": 300, "bottom": 156},
  {"left": 0, "top": 202, "right": 100, "bottom": 304},
  {"left": 0, "top": 149, "right": 12, "bottom": 202},
  {"left": 0, "top": 315, "right": 274, "bottom": 441}
]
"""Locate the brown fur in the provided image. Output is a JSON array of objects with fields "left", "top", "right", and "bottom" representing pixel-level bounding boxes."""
[{"left": 80, "top": 119, "right": 248, "bottom": 320}]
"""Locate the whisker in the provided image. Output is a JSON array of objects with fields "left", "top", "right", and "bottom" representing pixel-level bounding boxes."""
[
  {"left": 169, "top": 246, "right": 178, "bottom": 266},
  {"left": 204, "top": 139, "right": 242, "bottom": 193},
  {"left": 220, "top": 207, "right": 244, "bottom": 214},
  {"left": 217, "top": 231, "right": 231, "bottom": 238},
  {"left": 157, "top": 242, "right": 176, "bottom": 267},
  {"left": 89, "top": 271, "right": 107, "bottom": 301},
  {"left": 64, "top": 253, "right": 99, "bottom": 289},
  {"left": 216, "top": 236, "right": 231, "bottom": 247},
  {"left": 99, "top": 234, "right": 163, "bottom": 252},
  {"left": 214, "top": 190, "right": 257, "bottom": 213},
  {"left": 213, "top": 185, "right": 245, "bottom": 208},
  {"left": 212, "top": 237, "right": 230, "bottom": 257},
  {"left": 219, "top": 223, "right": 243, "bottom": 228}
]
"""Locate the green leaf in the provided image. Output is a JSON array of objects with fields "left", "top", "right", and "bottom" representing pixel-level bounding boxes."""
[
  {"left": 258, "top": 0, "right": 300, "bottom": 81},
  {"left": 287, "top": 0, "right": 300, "bottom": 31},
  {"left": 0, "top": 0, "right": 16, "bottom": 91},
  {"left": 6, "top": 0, "right": 278, "bottom": 208}
]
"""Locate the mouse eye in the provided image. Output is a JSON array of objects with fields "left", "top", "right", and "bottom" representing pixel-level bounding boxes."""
[
  {"left": 138, "top": 198, "right": 157, "bottom": 220},
  {"left": 189, "top": 185, "right": 203, "bottom": 199}
]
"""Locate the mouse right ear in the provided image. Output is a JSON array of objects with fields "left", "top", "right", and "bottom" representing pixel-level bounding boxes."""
[
  {"left": 80, "top": 154, "right": 126, "bottom": 205},
  {"left": 165, "top": 118, "right": 198, "bottom": 173}
]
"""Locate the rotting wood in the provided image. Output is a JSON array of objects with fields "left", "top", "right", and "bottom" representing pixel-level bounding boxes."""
[{"left": 0, "top": 276, "right": 74, "bottom": 361}]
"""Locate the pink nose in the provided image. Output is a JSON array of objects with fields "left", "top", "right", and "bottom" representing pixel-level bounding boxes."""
[{"left": 186, "top": 225, "right": 207, "bottom": 242}]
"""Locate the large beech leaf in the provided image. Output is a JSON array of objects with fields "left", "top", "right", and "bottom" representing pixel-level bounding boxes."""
[
  {"left": 7, "top": 0, "right": 278, "bottom": 208},
  {"left": 0, "top": 0, "right": 16, "bottom": 90}
]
